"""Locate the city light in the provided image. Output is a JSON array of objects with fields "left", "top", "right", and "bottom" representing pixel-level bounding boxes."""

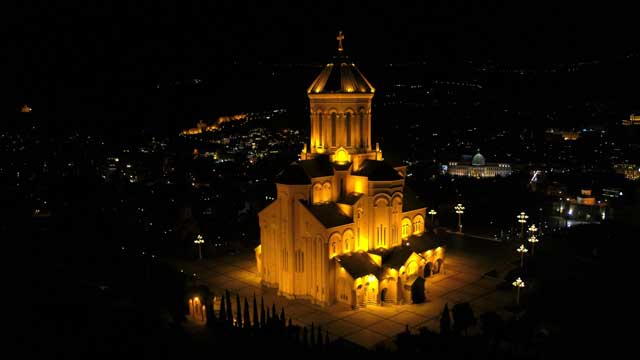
[
  {"left": 512, "top": 277, "right": 525, "bottom": 305},
  {"left": 194, "top": 234, "right": 205, "bottom": 260},
  {"left": 428, "top": 209, "right": 437, "bottom": 224},
  {"left": 454, "top": 203, "right": 465, "bottom": 233},
  {"left": 517, "top": 212, "right": 528, "bottom": 239},
  {"left": 528, "top": 234, "right": 539, "bottom": 255},
  {"left": 516, "top": 244, "right": 528, "bottom": 267}
]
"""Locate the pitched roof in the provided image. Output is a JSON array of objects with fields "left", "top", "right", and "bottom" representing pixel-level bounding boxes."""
[
  {"left": 307, "top": 55, "right": 375, "bottom": 94},
  {"left": 299, "top": 155, "right": 334, "bottom": 178},
  {"left": 370, "top": 245, "right": 414, "bottom": 269},
  {"left": 402, "top": 186, "right": 426, "bottom": 211},
  {"left": 276, "top": 163, "right": 311, "bottom": 185},
  {"left": 339, "top": 192, "right": 363, "bottom": 205},
  {"left": 303, "top": 202, "right": 353, "bottom": 228},
  {"left": 406, "top": 232, "right": 445, "bottom": 253},
  {"left": 353, "top": 160, "right": 403, "bottom": 181},
  {"left": 336, "top": 252, "right": 381, "bottom": 278}
]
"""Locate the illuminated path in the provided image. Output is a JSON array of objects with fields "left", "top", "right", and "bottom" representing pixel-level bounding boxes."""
[{"left": 172, "top": 238, "right": 515, "bottom": 350}]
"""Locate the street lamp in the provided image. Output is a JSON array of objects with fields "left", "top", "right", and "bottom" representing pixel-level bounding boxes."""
[
  {"left": 512, "top": 277, "right": 525, "bottom": 305},
  {"left": 528, "top": 234, "right": 539, "bottom": 255},
  {"left": 528, "top": 224, "right": 538, "bottom": 235},
  {"left": 516, "top": 244, "right": 528, "bottom": 267},
  {"left": 194, "top": 234, "right": 205, "bottom": 260},
  {"left": 454, "top": 203, "right": 465, "bottom": 233},
  {"left": 517, "top": 212, "right": 528, "bottom": 239},
  {"left": 428, "top": 209, "right": 437, "bottom": 224}
]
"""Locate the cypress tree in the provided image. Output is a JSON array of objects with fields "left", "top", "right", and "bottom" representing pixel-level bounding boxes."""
[
  {"left": 325, "top": 331, "right": 329, "bottom": 346},
  {"left": 302, "top": 326, "right": 308, "bottom": 347},
  {"left": 288, "top": 317, "right": 292, "bottom": 328},
  {"left": 260, "top": 296, "right": 266, "bottom": 328},
  {"left": 253, "top": 293, "right": 259, "bottom": 328},
  {"left": 225, "top": 290, "right": 233, "bottom": 324},
  {"left": 440, "top": 303, "right": 451, "bottom": 335},
  {"left": 244, "top": 297, "right": 250, "bottom": 329},
  {"left": 235, "top": 294, "right": 242, "bottom": 328},
  {"left": 280, "top": 307, "right": 285, "bottom": 325},
  {"left": 317, "top": 325, "right": 323, "bottom": 348},
  {"left": 219, "top": 295, "right": 227, "bottom": 325},
  {"left": 271, "top": 304, "right": 277, "bottom": 326},
  {"left": 311, "top": 322, "right": 316, "bottom": 347}
]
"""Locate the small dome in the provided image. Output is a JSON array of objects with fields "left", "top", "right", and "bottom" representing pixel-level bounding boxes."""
[
  {"left": 472, "top": 153, "right": 486, "bottom": 166},
  {"left": 307, "top": 55, "right": 375, "bottom": 94}
]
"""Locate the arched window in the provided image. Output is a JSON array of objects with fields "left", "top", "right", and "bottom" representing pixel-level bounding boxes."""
[
  {"left": 313, "top": 183, "right": 322, "bottom": 204},
  {"left": 331, "top": 112, "right": 337, "bottom": 146},
  {"left": 295, "top": 250, "right": 304, "bottom": 273},
  {"left": 318, "top": 112, "right": 323, "bottom": 146},
  {"left": 401, "top": 218, "right": 412, "bottom": 239},
  {"left": 345, "top": 112, "right": 351, "bottom": 147},
  {"left": 359, "top": 110, "right": 365, "bottom": 147},
  {"left": 332, "top": 242, "right": 336, "bottom": 256},
  {"left": 413, "top": 215, "right": 424, "bottom": 234},
  {"left": 322, "top": 182, "right": 331, "bottom": 203}
]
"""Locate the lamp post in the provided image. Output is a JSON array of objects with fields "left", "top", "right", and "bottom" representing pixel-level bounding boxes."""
[
  {"left": 517, "top": 212, "right": 528, "bottom": 239},
  {"left": 194, "top": 234, "right": 205, "bottom": 260},
  {"left": 512, "top": 277, "right": 525, "bottom": 305},
  {"left": 428, "top": 209, "right": 437, "bottom": 224},
  {"left": 528, "top": 234, "right": 539, "bottom": 255},
  {"left": 528, "top": 224, "right": 538, "bottom": 235},
  {"left": 454, "top": 203, "right": 465, "bottom": 233},
  {"left": 516, "top": 244, "right": 528, "bottom": 268}
]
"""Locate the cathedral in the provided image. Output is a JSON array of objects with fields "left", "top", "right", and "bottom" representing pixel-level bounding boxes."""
[{"left": 256, "top": 33, "right": 445, "bottom": 308}]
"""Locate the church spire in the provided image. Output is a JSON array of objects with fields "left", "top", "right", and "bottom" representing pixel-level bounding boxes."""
[{"left": 336, "top": 31, "right": 344, "bottom": 53}]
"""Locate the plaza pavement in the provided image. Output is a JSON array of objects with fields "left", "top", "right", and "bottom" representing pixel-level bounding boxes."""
[{"left": 171, "top": 236, "right": 519, "bottom": 350}]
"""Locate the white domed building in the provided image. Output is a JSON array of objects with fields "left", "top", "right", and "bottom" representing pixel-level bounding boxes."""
[{"left": 445, "top": 151, "right": 511, "bottom": 178}]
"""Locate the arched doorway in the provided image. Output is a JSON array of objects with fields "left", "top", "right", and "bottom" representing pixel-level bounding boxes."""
[
  {"left": 434, "top": 258, "right": 444, "bottom": 274},
  {"left": 380, "top": 288, "right": 388, "bottom": 303},
  {"left": 356, "top": 284, "right": 365, "bottom": 307},
  {"left": 424, "top": 262, "right": 433, "bottom": 278},
  {"left": 411, "top": 277, "right": 426, "bottom": 304}
]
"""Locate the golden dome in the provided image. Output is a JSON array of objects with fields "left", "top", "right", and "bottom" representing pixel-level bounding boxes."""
[{"left": 307, "top": 55, "right": 375, "bottom": 94}]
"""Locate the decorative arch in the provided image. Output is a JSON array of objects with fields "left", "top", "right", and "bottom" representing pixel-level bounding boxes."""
[
  {"left": 312, "top": 183, "right": 322, "bottom": 204},
  {"left": 329, "top": 232, "right": 342, "bottom": 258},
  {"left": 401, "top": 217, "right": 412, "bottom": 239},
  {"left": 412, "top": 214, "right": 424, "bottom": 234},
  {"left": 322, "top": 181, "right": 332, "bottom": 203},
  {"left": 342, "top": 229, "right": 354, "bottom": 253},
  {"left": 374, "top": 195, "right": 391, "bottom": 207}
]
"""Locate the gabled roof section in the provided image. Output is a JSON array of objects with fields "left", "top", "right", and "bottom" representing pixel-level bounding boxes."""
[
  {"left": 339, "top": 192, "right": 363, "bottom": 205},
  {"left": 300, "top": 155, "right": 334, "bottom": 178},
  {"left": 353, "top": 160, "right": 403, "bottom": 181},
  {"left": 336, "top": 252, "right": 381, "bottom": 278},
  {"left": 307, "top": 55, "right": 375, "bottom": 94},
  {"left": 406, "top": 232, "right": 446, "bottom": 253},
  {"left": 402, "top": 186, "right": 426, "bottom": 211},
  {"left": 370, "top": 245, "right": 414, "bottom": 269},
  {"left": 303, "top": 202, "right": 353, "bottom": 228},
  {"left": 276, "top": 163, "right": 311, "bottom": 185}
]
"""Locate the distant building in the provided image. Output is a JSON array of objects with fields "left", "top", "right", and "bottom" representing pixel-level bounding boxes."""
[
  {"left": 545, "top": 128, "right": 581, "bottom": 141},
  {"left": 20, "top": 104, "right": 32, "bottom": 113},
  {"left": 622, "top": 114, "right": 640, "bottom": 126},
  {"left": 444, "top": 152, "right": 511, "bottom": 178},
  {"left": 553, "top": 189, "right": 612, "bottom": 227},
  {"left": 613, "top": 163, "right": 640, "bottom": 181}
]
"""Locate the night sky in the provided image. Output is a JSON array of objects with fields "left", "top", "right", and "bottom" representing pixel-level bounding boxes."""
[{"left": 6, "top": 1, "right": 638, "bottom": 133}]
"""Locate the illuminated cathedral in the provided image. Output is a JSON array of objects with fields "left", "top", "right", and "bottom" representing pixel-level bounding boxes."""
[{"left": 256, "top": 33, "right": 445, "bottom": 308}]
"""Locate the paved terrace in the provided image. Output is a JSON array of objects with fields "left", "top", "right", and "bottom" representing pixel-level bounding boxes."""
[{"left": 171, "top": 235, "right": 519, "bottom": 350}]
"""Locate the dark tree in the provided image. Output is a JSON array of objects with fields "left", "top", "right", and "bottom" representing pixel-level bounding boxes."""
[
  {"left": 219, "top": 294, "right": 227, "bottom": 325},
  {"left": 271, "top": 304, "right": 277, "bottom": 325},
  {"left": 311, "top": 322, "right": 315, "bottom": 347},
  {"left": 317, "top": 325, "right": 323, "bottom": 347},
  {"left": 440, "top": 303, "right": 451, "bottom": 335},
  {"left": 206, "top": 296, "right": 216, "bottom": 328},
  {"left": 225, "top": 290, "right": 233, "bottom": 324},
  {"left": 260, "top": 296, "right": 266, "bottom": 328},
  {"left": 253, "top": 293, "right": 259, "bottom": 328},
  {"left": 452, "top": 302, "right": 477, "bottom": 336},
  {"left": 288, "top": 317, "right": 293, "bottom": 328},
  {"left": 302, "top": 326, "right": 308, "bottom": 347},
  {"left": 243, "top": 297, "right": 250, "bottom": 329},
  {"left": 325, "top": 331, "right": 330, "bottom": 346},
  {"left": 480, "top": 311, "right": 504, "bottom": 345},
  {"left": 235, "top": 294, "right": 242, "bottom": 327},
  {"left": 280, "top": 307, "right": 285, "bottom": 324}
]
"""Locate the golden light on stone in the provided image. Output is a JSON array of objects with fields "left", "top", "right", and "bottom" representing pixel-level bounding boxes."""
[{"left": 256, "top": 33, "right": 444, "bottom": 308}]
